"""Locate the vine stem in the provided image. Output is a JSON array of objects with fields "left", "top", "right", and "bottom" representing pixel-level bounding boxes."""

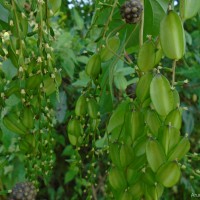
[
  {"left": 99, "top": 23, "right": 139, "bottom": 97},
  {"left": 102, "top": 0, "right": 118, "bottom": 39},
  {"left": 11, "top": 0, "right": 25, "bottom": 68},
  {"left": 139, "top": 0, "right": 144, "bottom": 47},
  {"left": 172, "top": 60, "right": 176, "bottom": 86},
  {"left": 0, "top": 190, "right": 11, "bottom": 195},
  {"left": 179, "top": 0, "right": 185, "bottom": 21}
]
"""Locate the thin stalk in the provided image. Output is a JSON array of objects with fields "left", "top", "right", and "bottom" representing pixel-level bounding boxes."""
[
  {"left": 179, "top": 0, "right": 185, "bottom": 21},
  {"left": 11, "top": 0, "right": 25, "bottom": 67},
  {"left": 172, "top": 60, "right": 176, "bottom": 86},
  {"left": 102, "top": 0, "right": 118, "bottom": 39},
  {"left": 38, "top": 2, "right": 44, "bottom": 55},
  {"left": 139, "top": 0, "right": 144, "bottom": 47}
]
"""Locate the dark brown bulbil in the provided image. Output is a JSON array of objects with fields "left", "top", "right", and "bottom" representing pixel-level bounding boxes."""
[
  {"left": 120, "top": 0, "right": 143, "bottom": 24},
  {"left": 9, "top": 182, "right": 37, "bottom": 200}
]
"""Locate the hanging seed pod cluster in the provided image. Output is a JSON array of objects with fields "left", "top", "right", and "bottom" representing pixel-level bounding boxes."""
[
  {"left": 66, "top": 18, "right": 122, "bottom": 194},
  {"left": 107, "top": 5, "right": 190, "bottom": 200},
  {"left": 67, "top": 94, "right": 100, "bottom": 146},
  {"left": 0, "top": 0, "right": 60, "bottom": 189}
]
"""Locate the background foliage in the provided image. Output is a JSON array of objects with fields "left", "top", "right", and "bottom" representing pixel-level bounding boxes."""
[{"left": 0, "top": 0, "right": 200, "bottom": 199}]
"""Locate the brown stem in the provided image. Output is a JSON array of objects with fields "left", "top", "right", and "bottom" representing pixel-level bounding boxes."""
[{"left": 92, "top": 185, "right": 98, "bottom": 200}]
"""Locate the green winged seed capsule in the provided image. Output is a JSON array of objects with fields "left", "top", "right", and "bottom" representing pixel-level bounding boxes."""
[
  {"left": 129, "top": 181, "right": 143, "bottom": 199},
  {"left": 119, "top": 191, "right": 133, "bottom": 200},
  {"left": 68, "top": 134, "right": 83, "bottom": 146},
  {"left": 136, "top": 72, "right": 153, "bottom": 103},
  {"left": 108, "top": 167, "right": 127, "bottom": 190},
  {"left": 89, "top": 118, "right": 100, "bottom": 131},
  {"left": 146, "top": 138, "right": 166, "bottom": 172},
  {"left": 158, "top": 126, "right": 180, "bottom": 155},
  {"left": 145, "top": 183, "right": 164, "bottom": 200},
  {"left": 129, "top": 154, "right": 146, "bottom": 170},
  {"left": 43, "top": 72, "right": 62, "bottom": 95},
  {"left": 134, "top": 136, "right": 147, "bottom": 157},
  {"left": 21, "top": 107, "right": 34, "bottom": 129},
  {"left": 142, "top": 98, "right": 151, "bottom": 108},
  {"left": 160, "top": 10, "right": 185, "bottom": 60},
  {"left": 85, "top": 54, "right": 101, "bottom": 80},
  {"left": 142, "top": 167, "right": 156, "bottom": 186},
  {"left": 3, "top": 112, "right": 27, "bottom": 135},
  {"left": 165, "top": 108, "right": 182, "bottom": 130},
  {"left": 126, "top": 167, "right": 141, "bottom": 185},
  {"left": 19, "top": 134, "right": 36, "bottom": 153},
  {"left": 173, "top": 89, "right": 180, "bottom": 108},
  {"left": 100, "top": 36, "right": 120, "bottom": 61},
  {"left": 87, "top": 98, "right": 99, "bottom": 119},
  {"left": 150, "top": 74, "right": 174, "bottom": 116},
  {"left": 109, "top": 142, "right": 122, "bottom": 168},
  {"left": 180, "top": 0, "right": 200, "bottom": 20},
  {"left": 75, "top": 95, "right": 87, "bottom": 116},
  {"left": 120, "top": 143, "right": 134, "bottom": 168},
  {"left": 154, "top": 41, "right": 163, "bottom": 66},
  {"left": 26, "top": 74, "right": 42, "bottom": 90},
  {"left": 5, "top": 83, "right": 20, "bottom": 97},
  {"left": 67, "top": 119, "right": 83, "bottom": 137},
  {"left": 168, "top": 136, "right": 190, "bottom": 161},
  {"left": 145, "top": 109, "right": 162, "bottom": 137},
  {"left": 137, "top": 40, "right": 156, "bottom": 72},
  {"left": 125, "top": 111, "right": 144, "bottom": 141},
  {"left": 156, "top": 161, "right": 181, "bottom": 187}
]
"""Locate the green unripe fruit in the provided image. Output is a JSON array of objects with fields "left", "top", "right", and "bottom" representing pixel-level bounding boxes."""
[
  {"left": 156, "top": 161, "right": 181, "bottom": 187},
  {"left": 125, "top": 110, "right": 144, "bottom": 141},
  {"left": 160, "top": 10, "right": 185, "bottom": 60},
  {"left": 136, "top": 72, "right": 153, "bottom": 103},
  {"left": 150, "top": 74, "right": 174, "bottom": 116},
  {"left": 87, "top": 98, "right": 99, "bottom": 119},
  {"left": 75, "top": 95, "right": 87, "bottom": 116},
  {"left": 108, "top": 167, "right": 127, "bottom": 190},
  {"left": 168, "top": 136, "right": 190, "bottom": 161},
  {"left": 85, "top": 54, "right": 101, "bottom": 80},
  {"left": 146, "top": 138, "right": 166, "bottom": 172},
  {"left": 100, "top": 36, "right": 120, "bottom": 61},
  {"left": 67, "top": 118, "right": 83, "bottom": 137},
  {"left": 137, "top": 40, "right": 156, "bottom": 72}
]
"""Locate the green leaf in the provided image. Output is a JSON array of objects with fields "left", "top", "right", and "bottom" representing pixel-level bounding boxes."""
[
  {"left": 144, "top": 0, "right": 168, "bottom": 37},
  {"left": 2, "top": 59, "right": 17, "bottom": 79},
  {"left": 114, "top": 73, "right": 128, "bottom": 91},
  {"left": 95, "top": 134, "right": 108, "bottom": 148},
  {"left": 63, "top": 58, "right": 75, "bottom": 79},
  {"left": 64, "top": 167, "right": 79, "bottom": 184},
  {"left": 72, "top": 71, "right": 90, "bottom": 87},
  {"left": 99, "top": 86, "right": 113, "bottom": 114},
  {"left": 5, "top": 94, "right": 20, "bottom": 107},
  {"left": 108, "top": 34, "right": 127, "bottom": 100},
  {"left": 56, "top": 91, "right": 67, "bottom": 123},
  {"left": 115, "top": 67, "right": 135, "bottom": 76},
  {"left": 62, "top": 145, "right": 74, "bottom": 156},
  {"left": 72, "top": 9, "right": 84, "bottom": 30},
  {"left": 49, "top": 0, "right": 62, "bottom": 14},
  {"left": 77, "top": 56, "right": 89, "bottom": 64},
  {"left": 176, "top": 66, "right": 200, "bottom": 79},
  {"left": 182, "top": 109, "right": 194, "bottom": 135},
  {"left": 0, "top": 3, "right": 9, "bottom": 23},
  {"left": 185, "top": 30, "right": 192, "bottom": 45}
]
